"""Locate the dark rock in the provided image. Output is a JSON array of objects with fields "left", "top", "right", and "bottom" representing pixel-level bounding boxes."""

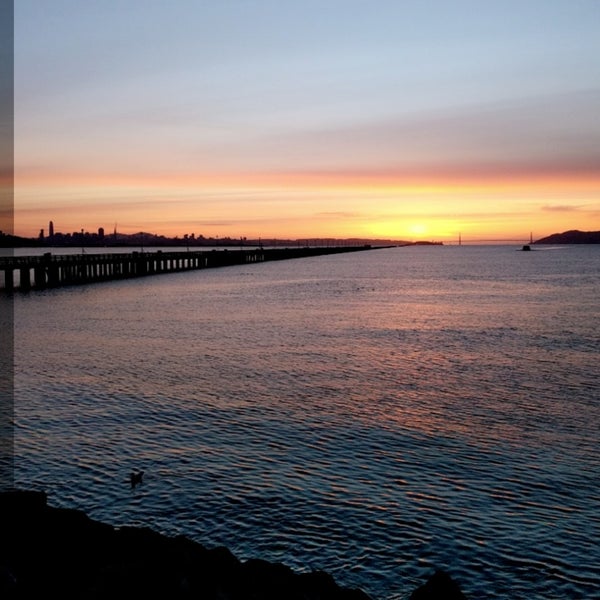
[
  {"left": 0, "top": 489, "right": 374, "bottom": 599},
  {"left": 1, "top": 490, "right": 468, "bottom": 599},
  {"left": 410, "top": 569, "right": 468, "bottom": 600}
]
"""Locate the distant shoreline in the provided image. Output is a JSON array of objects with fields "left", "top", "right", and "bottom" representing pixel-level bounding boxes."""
[
  {"left": 3, "top": 229, "right": 600, "bottom": 249},
  {"left": 1, "top": 232, "right": 415, "bottom": 250}
]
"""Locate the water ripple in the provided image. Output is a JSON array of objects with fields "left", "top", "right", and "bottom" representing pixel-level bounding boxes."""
[{"left": 12, "top": 246, "right": 600, "bottom": 599}]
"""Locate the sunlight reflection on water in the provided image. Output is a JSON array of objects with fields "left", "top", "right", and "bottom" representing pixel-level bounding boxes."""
[{"left": 11, "top": 245, "right": 600, "bottom": 599}]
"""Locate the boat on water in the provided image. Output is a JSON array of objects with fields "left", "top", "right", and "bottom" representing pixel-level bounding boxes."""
[{"left": 521, "top": 232, "right": 534, "bottom": 250}]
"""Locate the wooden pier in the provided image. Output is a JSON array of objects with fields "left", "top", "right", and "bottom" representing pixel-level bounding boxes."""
[{"left": 0, "top": 245, "right": 378, "bottom": 291}]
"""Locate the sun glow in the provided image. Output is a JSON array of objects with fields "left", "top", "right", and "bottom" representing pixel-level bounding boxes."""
[
  {"left": 408, "top": 223, "right": 428, "bottom": 238},
  {"left": 13, "top": 166, "right": 600, "bottom": 240}
]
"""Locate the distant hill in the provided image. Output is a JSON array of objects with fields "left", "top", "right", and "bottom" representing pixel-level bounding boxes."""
[{"left": 534, "top": 230, "right": 600, "bottom": 244}]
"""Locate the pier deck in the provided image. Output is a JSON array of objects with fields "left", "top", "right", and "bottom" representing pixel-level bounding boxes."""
[{"left": 0, "top": 245, "right": 380, "bottom": 291}]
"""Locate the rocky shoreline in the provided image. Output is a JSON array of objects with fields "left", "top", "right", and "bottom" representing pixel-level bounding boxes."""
[{"left": 0, "top": 490, "right": 467, "bottom": 599}]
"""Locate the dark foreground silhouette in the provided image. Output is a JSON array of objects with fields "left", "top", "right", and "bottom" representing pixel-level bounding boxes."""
[{"left": 0, "top": 490, "right": 467, "bottom": 599}]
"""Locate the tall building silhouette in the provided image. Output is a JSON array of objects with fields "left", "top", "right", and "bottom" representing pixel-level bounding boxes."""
[{"left": 49, "top": 221, "right": 54, "bottom": 237}]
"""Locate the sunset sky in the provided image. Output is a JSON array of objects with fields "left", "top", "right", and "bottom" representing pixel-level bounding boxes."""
[{"left": 14, "top": 0, "right": 600, "bottom": 242}]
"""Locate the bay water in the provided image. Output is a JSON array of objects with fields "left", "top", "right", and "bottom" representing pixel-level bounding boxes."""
[{"left": 9, "top": 245, "right": 600, "bottom": 599}]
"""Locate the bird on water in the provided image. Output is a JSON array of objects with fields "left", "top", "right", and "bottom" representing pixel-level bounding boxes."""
[{"left": 130, "top": 471, "right": 144, "bottom": 488}]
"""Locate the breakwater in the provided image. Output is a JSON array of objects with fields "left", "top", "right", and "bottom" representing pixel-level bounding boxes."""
[{"left": 0, "top": 245, "right": 380, "bottom": 291}]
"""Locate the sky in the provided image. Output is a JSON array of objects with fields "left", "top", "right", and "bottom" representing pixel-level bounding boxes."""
[{"left": 13, "top": 0, "right": 600, "bottom": 242}]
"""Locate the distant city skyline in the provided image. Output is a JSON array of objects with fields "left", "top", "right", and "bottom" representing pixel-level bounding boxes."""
[
  {"left": 21, "top": 218, "right": 561, "bottom": 246},
  {"left": 14, "top": 1, "right": 600, "bottom": 242},
  {"left": 30, "top": 219, "right": 414, "bottom": 244}
]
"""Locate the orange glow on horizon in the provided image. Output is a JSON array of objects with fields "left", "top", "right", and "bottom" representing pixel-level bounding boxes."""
[{"left": 14, "top": 166, "right": 600, "bottom": 241}]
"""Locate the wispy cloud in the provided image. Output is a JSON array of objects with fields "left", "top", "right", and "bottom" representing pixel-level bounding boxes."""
[
  {"left": 542, "top": 205, "right": 581, "bottom": 212},
  {"left": 254, "top": 89, "right": 600, "bottom": 178}
]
